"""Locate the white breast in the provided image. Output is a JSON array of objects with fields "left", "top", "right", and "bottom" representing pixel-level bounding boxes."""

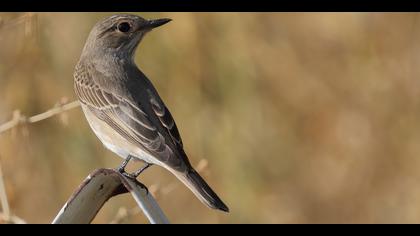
[{"left": 81, "top": 105, "right": 162, "bottom": 165}]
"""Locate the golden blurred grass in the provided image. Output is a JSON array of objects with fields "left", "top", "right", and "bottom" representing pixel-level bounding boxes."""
[{"left": 1, "top": 12, "right": 420, "bottom": 223}]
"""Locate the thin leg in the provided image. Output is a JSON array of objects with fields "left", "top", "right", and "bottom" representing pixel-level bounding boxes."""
[
  {"left": 117, "top": 155, "right": 132, "bottom": 173},
  {"left": 132, "top": 163, "right": 152, "bottom": 178}
]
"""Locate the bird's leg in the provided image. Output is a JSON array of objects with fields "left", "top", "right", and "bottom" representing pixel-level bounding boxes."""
[
  {"left": 118, "top": 157, "right": 151, "bottom": 179},
  {"left": 117, "top": 155, "right": 132, "bottom": 173},
  {"left": 132, "top": 163, "right": 152, "bottom": 178},
  {"left": 117, "top": 160, "right": 151, "bottom": 194}
]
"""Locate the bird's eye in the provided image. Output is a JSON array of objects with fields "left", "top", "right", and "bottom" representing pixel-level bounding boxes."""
[{"left": 117, "top": 22, "right": 131, "bottom": 33}]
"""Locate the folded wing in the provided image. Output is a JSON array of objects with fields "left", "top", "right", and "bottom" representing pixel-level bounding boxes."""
[{"left": 74, "top": 64, "right": 187, "bottom": 171}]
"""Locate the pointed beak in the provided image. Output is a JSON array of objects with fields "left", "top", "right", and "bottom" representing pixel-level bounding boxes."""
[{"left": 147, "top": 18, "right": 172, "bottom": 29}]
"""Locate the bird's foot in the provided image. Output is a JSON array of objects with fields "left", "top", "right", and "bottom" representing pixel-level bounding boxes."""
[
  {"left": 116, "top": 158, "right": 151, "bottom": 194},
  {"left": 121, "top": 172, "right": 149, "bottom": 194},
  {"left": 116, "top": 155, "right": 132, "bottom": 173},
  {"left": 121, "top": 171, "right": 137, "bottom": 179}
]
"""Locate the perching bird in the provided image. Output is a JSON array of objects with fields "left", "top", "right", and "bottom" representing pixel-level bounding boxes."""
[{"left": 73, "top": 14, "right": 229, "bottom": 212}]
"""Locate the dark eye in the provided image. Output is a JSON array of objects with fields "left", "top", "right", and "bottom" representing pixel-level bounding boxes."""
[{"left": 117, "top": 22, "right": 131, "bottom": 33}]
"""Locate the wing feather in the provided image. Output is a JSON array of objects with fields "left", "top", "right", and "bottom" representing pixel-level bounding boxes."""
[{"left": 74, "top": 64, "right": 186, "bottom": 170}]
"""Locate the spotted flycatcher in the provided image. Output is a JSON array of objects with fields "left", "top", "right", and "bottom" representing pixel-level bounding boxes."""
[{"left": 74, "top": 14, "right": 229, "bottom": 212}]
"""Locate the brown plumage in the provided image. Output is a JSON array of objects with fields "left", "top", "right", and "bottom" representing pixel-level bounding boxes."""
[{"left": 74, "top": 14, "right": 229, "bottom": 212}]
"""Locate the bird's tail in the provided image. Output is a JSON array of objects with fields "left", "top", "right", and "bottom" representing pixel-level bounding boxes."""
[{"left": 174, "top": 168, "right": 229, "bottom": 212}]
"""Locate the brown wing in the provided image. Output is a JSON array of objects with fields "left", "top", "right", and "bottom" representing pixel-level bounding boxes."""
[
  {"left": 149, "top": 93, "right": 192, "bottom": 166},
  {"left": 150, "top": 95, "right": 183, "bottom": 148},
  {"left": 74, "top": 63, "right": 186, "bottom": 170}
]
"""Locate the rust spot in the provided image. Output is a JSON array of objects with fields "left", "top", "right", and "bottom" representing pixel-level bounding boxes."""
[{"left": 60, "top": 168, "right": 113, "bottom": 208}]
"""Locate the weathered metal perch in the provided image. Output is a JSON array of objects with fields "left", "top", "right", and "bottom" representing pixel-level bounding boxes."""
[{"left": 52, "top": 168, "right": 169, "bottom": 224}]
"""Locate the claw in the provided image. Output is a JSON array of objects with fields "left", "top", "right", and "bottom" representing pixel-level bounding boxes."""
[
  {"left": 116, "top": 156, "right": 151, "bottom": 195},
  {"left": 122, "top": 171, "right": 137, "bottom": 179},
  {"left": 121, "top": 172, "right": 149, "bottom": 194},
  {"left": 136, "top": 181, "right": 149, "bottom": 194},
  {"left": 117, "top": 155, "right": 132, "bottom": 173}
]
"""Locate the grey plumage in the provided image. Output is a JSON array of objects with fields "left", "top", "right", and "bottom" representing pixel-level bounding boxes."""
[{"left": 74, "top": 14, "right": 228, "bottom": 212}]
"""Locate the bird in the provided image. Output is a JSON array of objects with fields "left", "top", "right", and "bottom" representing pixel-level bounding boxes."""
[{"left": 73, "top": 14, "right": 229, "bottom": 212}]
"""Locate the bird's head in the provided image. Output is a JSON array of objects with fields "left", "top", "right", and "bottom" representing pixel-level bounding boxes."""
[{"left": 81, "top": 14, "right": 171, "bottom": 59}]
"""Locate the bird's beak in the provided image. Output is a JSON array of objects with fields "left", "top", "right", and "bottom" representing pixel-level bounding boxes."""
[{"left": 146, "top": 18, "right": 172, "bottom": 29}]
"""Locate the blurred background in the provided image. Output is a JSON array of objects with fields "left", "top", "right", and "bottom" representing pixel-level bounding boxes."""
[{"left": 1, "top": 12, "right": 420, "bottom": 223}]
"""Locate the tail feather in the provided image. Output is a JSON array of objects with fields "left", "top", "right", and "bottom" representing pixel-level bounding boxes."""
[{"left": 176, "top": 168, "right": 229, "bottom": 212}]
